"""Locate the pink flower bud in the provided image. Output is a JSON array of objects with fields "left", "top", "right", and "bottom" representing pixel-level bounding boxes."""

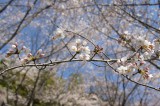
[
  {"left": 37, "top": 49, "right": 42, "bottom": 54},
  {"left": 21, "top": 57, "right": 28, "bottom": 63},
  {"left": 40, "top": 54, "right": 45, "bottom": 58},
  {"left": 144, "top": 67, "right": 149, "bottom": 71},
  {"left": 27, "top": 53, "right": 32, "bottom": 58},
  {"left": 22, "top": 46, "right": 26, "bottom": 50},
  {"left": 12, "top": 44, "right": 17, "bottom": 49},
  {"left": 9, "top": 50, "right": 14, "bottom": 53},
  {"left": 14, "top": 42, "right": 18, "bottom": 46},
  {"left": 140, "top": 61, "right": 145, "bottom": 66}
]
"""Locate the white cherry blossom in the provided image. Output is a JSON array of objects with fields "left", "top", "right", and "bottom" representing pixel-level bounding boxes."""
[
  {"left": 70, "top": 39, "right": 91, "bottom": 60},
  {"left": 117, "top": 66, "right": 128, "bottom": 74}
]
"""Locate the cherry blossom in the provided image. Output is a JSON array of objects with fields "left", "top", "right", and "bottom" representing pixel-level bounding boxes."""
[
  {"left": 117, "top": 66, "right": 128, "bottom": 74},
  {"left": 70, "top": 39, "right": 91, "bottom": 60}
]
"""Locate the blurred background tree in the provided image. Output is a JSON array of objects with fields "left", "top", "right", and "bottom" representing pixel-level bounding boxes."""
[{"left": 0, "top": 0, "right": 160, "bottom": 106}]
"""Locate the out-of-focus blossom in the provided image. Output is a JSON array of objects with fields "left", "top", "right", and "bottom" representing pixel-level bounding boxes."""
[
  {"left": 52, "top": 28, "right": 65, "bottom": 40},
  {"left": 75, "top": 39, "right": 81, "bottom": 44},
  {"left": 82, "top": 41, "right": 87, "bottom": 46}
]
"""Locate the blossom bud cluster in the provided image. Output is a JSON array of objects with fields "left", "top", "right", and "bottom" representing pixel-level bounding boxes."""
[
  {"left": 6, "top": 43, "right": 45, "bottom": 64},
  {"left": 21, "top": 49, "right": 45, "bottom": 64},
  {"left": 117, "top": 55, "right": 153, "bottom": 79},
  {"left": 6, "top": 42, "right": 27, "bottom": 57},
  {"left": 116, "top": 31, "right": 160, "bottom": 79},
  {"left": 71, "top": 39, "right": 91, "bottom": 60},
  {"left": 119, "top": 31, "right": 154, "bottom": 52}
]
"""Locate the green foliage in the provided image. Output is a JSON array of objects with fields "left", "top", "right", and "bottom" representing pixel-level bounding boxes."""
[
  {"left": 33, "top": 99, "right": 62, "bottom": 106},
  {"left": 68, "top": 73, "right": 83, "bottom": 90},
  {"left": 0, "top": 68, "right": 85, "bottom": 105},
  {"left": 0, "top": 79, "right": 8, "bottom": 88},
  {"left": 17, "top": 85, "right": 28, "bottom": 97}
]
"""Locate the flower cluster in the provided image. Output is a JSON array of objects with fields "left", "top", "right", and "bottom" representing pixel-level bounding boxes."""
[
  {"left": 21, "top": 49, "right": 45, "bottom": 64},
  {"left": 116, "top": 31, "right": 160, "bottom": 79},
  {"left": 117, "top": 55, "right": 153, "bottom": 79},
  {"left": 71, "top": 39, "right": 91, "bottom": 60},
  {"left": 6, "top": 43, "right": 45, "bottom": 64},
  {"left": 6, "top": 42, "right": 27, "bottom": 57},
  {"left": 119, "top": 31, "right": 154, "bottom": 52}
]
